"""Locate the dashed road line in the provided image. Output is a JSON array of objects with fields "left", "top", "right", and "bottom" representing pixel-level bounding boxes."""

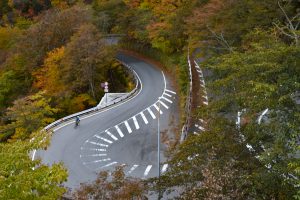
[
  {"left": 161, "top": 96, "right": 173, "bottom": 103},
  {"left": 105, "top": 130, "right": 118, "bottom": 141},
  {"left": 147, "top": 107, "right": 156, "bottom": 119},
  {"left": 128, "top": 165, "right": 139, "bottom": 174},
  {"left": 99, "top": 161, "right": 118, "bottom": 169},
  {"left": 163, "top": 93, "right": 172, "bottom": 97},
  {"left": 132, "top": 116, "right": 140, "bottom": 130},
  {"left": 124, "top": 120, "right": 132, "bottom": 133},
  {"left": 154, "top": 104, "right": 163, "bottom": 114},
  {"left": 140, "top": 112, "right": 149, "bottom": 124},
  {"left": 95, "top": 135, "right": 113, "bottom": 144},
  {"left": 144, "top": 165, "right": 152, "bottom": 177},
  {"left": 115, "top": 125, "right": 124, "bottom": 137},
  {"left": 81, "top": 147, "right": 106, "bottom": 152},
  {"left": 158, "top": 100, "right": 169, "bottom": 109},
  {"left": 87, "top": 141, "right": 109, "bottom": 147},
  {"left": 80, "top": 154, "right": 107, "bottom": 157},
  {"left": 83, "top": 158, "right": 111, "bottom": 165},
  {"left": 195, "top": 124, "right": 205, "bottom": 131},
  {"left": 161, "top": 164, "right": 168, "bottom": 173},
  {"left": 165, "top": 89, "right": 176, "bottom": 94}
]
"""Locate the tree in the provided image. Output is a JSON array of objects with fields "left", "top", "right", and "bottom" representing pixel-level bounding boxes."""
[
  {"left": 0, "top": 92, "right": 58, "bottom": 141},
  {"left": 17, "top": 5, "right": 92, "bottom": 71},
  {"left": 62, "top": 23, "right": 115, "bottom": 99},
  {"left": 0, "top": 130, "right": 67, "bottom": 199},
  {"left": 73, "top": 166, "right": 147, "bottom": 199}
]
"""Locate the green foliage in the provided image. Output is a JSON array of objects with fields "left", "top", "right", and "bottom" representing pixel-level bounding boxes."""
[
  {"left": 0, "top": 92, "right": 58, "bottom": 141},
  {"left": 73, "top": 166, "right": 146, "bottom": 199},
  {"left": 0, "top": 130, "right": 67, "bottom": 199}
]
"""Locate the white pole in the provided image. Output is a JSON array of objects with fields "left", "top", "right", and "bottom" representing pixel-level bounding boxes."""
[{"left": 158, "top": 100, "right": 161, "bottom": 178}]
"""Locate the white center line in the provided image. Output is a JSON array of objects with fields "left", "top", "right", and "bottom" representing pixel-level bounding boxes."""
[
  {"left": 105, "top": 130, "right": 118, "bottom": 141},
  {"left": 147, "top": 107, "right": 156, "bottom": 119},
  {"left": 153, "top": 104, "right": 163, "bottom": 114},
  {"left": 161, "top": 164, "right": 168, "bottom": 173},
  {"left": 144, "top": 165, "right": 152, "bottom": 177},
  {"left": 132, "top": 116, "right": 140, "bottom": 130},
  {"left": 128, "top": 164, "right": 139, "bottom": 174},
  {"left": 88, "top": 141, "right": 108, "bottom": 147},
  {"left": 161, "top": 96, "right": 173, "bottom": 103},
  {"left": 158, "top": 100, "right": 169, "bottom": 109},
  {"left": 115, "top": 125, "right": 124, "bottom": 137},
  {"left": 140, "top": 112, "right": 148, "bottom": 124},
  {"left": 124, "top": 120, "right": 132, "bottom": 133},
  {"left": 165, "top": 89, "right": 176, "bottom": 94},
  {"left": 94, "top": 135, "right": 113, "bottom": 144}
]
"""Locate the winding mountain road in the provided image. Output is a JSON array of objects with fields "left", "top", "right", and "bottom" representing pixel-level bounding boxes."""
[{"left": 36, "top": 53, "right": 179, "bottom": 189}]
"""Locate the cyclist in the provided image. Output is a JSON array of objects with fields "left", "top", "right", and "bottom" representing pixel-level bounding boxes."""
[{"left": 75, "top": 116, "right": 80, "bottom": 126}]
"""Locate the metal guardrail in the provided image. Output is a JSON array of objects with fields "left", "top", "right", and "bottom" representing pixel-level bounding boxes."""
[
  {"left": 43, "top": 61, "right": 140, "bottom": 132},
  {"left": 180, "top": 50, "right": 193, "bottom": 142}
]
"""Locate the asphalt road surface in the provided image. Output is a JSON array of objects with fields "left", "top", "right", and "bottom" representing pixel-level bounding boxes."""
[{"left": 36, "top": 53, "right": 179, "bottom": 189}]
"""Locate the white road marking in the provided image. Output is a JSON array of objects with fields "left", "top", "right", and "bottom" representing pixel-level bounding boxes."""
[
  {"left": 195, "top": 124, "right": 205, "bottom": 131},
  {"left": 158, "top": 100, "right": 169, "bottom": 109},
  {"left": 161, "top": 96, "right": 173, "bottom": 103},
  {"left": 128, "top": 165, "right": 139, "bottom": 174},
  {"left": 81, "top": 147, "right": 106, "bottom": 152},
  {"left": 105, "top": 130, "right": 118, "bottom": 141},
  {"left": 147, "top": 107, "right": 156, "bottom": 119},
  {"left": 161, "top": 164, "right": 168, "bottom": 173},
  {"left": 115, "top": 125, "right": 124, "bottom": 137},
  {"left": 80, "top": 154, "right": 107, "bottom": 157},
  {"left": 144, "top": 165, "right": 152, "bottom": 177},
  {"left": 83, "top": 158, "right": 111, "bottom": 165},
  {"left": 163, "top": 93, "right": 172, "bottom": 97},
  {"left": 199, "top": 119, "right": 206, "bottom": 124},
  {"left": 99, "top": 162, "right": 118, "bottom": 169},
  {"left": 165, "top": 89, "right": 176, "bottom": 94},
  {"left": 31, "top": 150, "right": 36, "bottom": 161},
  {"left": 132, "top": 116, "right": 140, "bottom": 130},
  {"left": 140, "top": 112, "right": 148, "bottom": 124},
  {"left": 88, "top": 141, "right": 108, "bottom": 147},
  {"left": 162, "top": 71, "right": 166, "bottom": 91},
  {"left": 95, "top": 135, "right": 113, "bottom": 144},
  {"left": 124, "top": 120, "right": 132, "bottom": 133},
  {"left": 154, "top": 104, "right": 163, "bottom": 114},
  {"left": 203, "top": 101, "right": 208, "bottom": 105}
]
